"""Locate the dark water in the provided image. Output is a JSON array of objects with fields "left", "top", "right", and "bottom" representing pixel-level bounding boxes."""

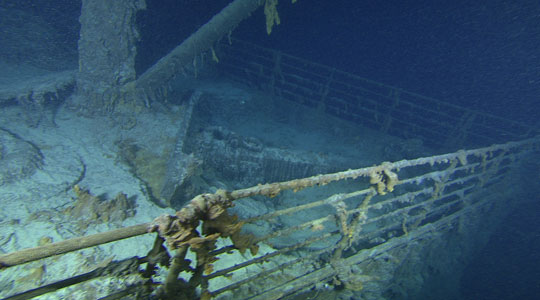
[
  {"left": 460, "top": 160, "right": 540, "bottom": 300},
  {"left": 5, "top": 0, "right": 539, "bottom": 125},
  {"left": 1, "top": 1, "right": 539, "bottom": 299},
  {"left": 236, "top": 0, "right": 540, "bottom": 127},
  {"left": 135, "top": 0, "right": 540, "bottom": 127},
  {"left": 461, "top": 198, "right": 540, "bottom": 300}
]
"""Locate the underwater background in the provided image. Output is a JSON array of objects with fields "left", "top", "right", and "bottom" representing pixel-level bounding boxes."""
[
  {"left": 1, "top": 1, "right": 539, "bottom": 299},
  {"left": 137, "top": 0, "right": 540, "bottom": 126}
]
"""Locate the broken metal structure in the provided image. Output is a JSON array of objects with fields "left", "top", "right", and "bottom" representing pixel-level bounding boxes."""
[
  {"left": 2, "top": 37, "right": 539, "bottom": 298},
  {"left": 1, "top": 1, "right": 539, "bottom": 299}
]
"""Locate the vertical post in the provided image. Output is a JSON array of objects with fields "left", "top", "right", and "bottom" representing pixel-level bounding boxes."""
[{"left": 74, "top": 0, "right": 146, "bottom": 114}]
